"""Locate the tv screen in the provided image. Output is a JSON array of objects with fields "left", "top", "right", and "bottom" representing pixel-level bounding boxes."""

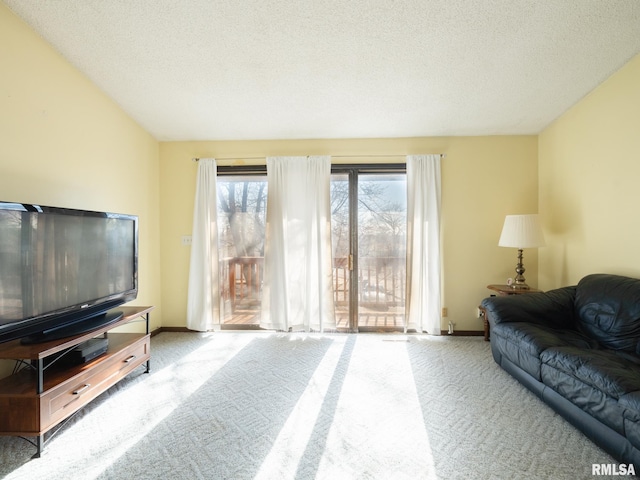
[{"left": 0, "top": 202, "right": 138, "bottom": 344}]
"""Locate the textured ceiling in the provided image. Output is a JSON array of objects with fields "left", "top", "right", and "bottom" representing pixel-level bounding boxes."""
[{"left": 4, "top": 0, "right": 640, "bottom": 141}]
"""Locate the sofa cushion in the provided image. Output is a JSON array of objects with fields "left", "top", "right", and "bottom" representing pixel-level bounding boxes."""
[
  {"left": 494, "top": 323, "right": 598, "bottom": 355},
  {"left": 540, "top": 346, "right": 640, "bottom": 399},
  {"left": 541, "top": 347, "right": 640, "bottom": 436},
  {"left": 491, "top": 322, "right": 597, "bottom": 380},
  {"left": 575, "top": 274, "right": 640, "bottom": 352},
  {"left": 541, "top": 361, "right": 626, "bottom": 434}
]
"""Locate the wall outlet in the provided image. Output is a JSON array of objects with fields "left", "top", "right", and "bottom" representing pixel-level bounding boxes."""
[
  {"left": 441, "top": 307, "right": 448, "bottom": 317},
  {"left": 477, "top": 307, "right": 485, "bottom": 318},
  {"left": 181, "top": 235, "right": 192, "bottom": 246}
]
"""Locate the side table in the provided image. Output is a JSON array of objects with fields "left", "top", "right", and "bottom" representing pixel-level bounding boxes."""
[{"left": 480, "top": 284, "right": 543, "bottom": 341}]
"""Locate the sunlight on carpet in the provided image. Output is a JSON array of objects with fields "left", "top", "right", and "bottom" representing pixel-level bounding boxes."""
[
  {"left": 254, "top": 335, "right": 437, "bottom": 479},
  {"left": 0, "top": 332, "right": 616, "bottom": 480}
]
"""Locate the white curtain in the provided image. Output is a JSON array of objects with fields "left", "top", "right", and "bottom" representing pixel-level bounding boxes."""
[
  {"left": 186, "top": 158, "right": 220, "bottom": 331},
  {"left": 405, "top": 154, "right": 442, "bottom": 334},
  {"left": 260, "top": 156, "right": 336, "bottom": 332}
]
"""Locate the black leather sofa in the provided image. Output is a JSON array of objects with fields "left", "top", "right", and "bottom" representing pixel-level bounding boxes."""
[{"left": 481, "top": 273, "right": 640, "bottom": 467}]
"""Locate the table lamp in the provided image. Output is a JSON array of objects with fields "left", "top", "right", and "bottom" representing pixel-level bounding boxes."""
[{"left": 498, "top": 214, "right": 545, "bottom": 289}]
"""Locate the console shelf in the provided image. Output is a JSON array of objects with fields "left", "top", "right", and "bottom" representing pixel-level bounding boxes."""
[{"left": 0, "top": 305, "right": 153, "bottom": 457}]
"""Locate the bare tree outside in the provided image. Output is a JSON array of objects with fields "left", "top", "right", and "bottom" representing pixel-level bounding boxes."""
[
  {"left": 217, "top": 178, "right": 266, "bottom": 257},
  {"left": 217, "top": 177, "right": 267, "bottom": 321},
  {"left": 331, "top": 177, "right": 406, "bottom": 258}
]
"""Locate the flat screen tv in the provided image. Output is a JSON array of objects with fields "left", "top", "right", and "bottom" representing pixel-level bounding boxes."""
[{"left": 0, "top": 201, "right": 138, "bottom": 344}]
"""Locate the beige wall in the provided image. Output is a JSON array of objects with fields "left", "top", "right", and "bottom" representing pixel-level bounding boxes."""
[
  {"left": 12, "top": 0, "right": 616, "bottom": 346},
  {"left": 0, "top": 5, "right": 162, "bottom": 375},
  {"left": 160, "top": 136, "right": 538, "bottom": 333},
  {"left": 538, "top": 53, "right": 640, "bottom": 290}
]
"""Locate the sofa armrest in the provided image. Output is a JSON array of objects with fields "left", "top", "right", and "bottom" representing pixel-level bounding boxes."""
[{"left": 481, "top": 286, "right": 577, "bottom": 329}]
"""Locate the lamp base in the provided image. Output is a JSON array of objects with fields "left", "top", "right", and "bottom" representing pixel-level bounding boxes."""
[{"left": 511, "top": 248, "right": 529, "bottom": 290}]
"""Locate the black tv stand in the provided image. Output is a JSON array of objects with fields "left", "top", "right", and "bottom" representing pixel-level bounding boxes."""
[{"left": 21, "top": 311, "right": 125, "bottom": 345}]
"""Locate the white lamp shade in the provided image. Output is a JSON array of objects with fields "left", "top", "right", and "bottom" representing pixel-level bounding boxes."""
[{"left": 498, "top": 214, "right": 546, "bottom": 249}]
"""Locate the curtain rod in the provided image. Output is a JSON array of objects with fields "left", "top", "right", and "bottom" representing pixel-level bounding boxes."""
[{"left": 192, "top": 153, "right": 446, "bottom": 161}]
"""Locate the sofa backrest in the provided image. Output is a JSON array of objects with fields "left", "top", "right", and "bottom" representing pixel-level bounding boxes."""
[{"left": 575, "top": 274, "right": 640, "bottom": 352}]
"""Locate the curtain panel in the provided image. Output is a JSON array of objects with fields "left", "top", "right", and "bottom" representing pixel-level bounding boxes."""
[
  {"left": 261, "top": 156, "right": 336, "bottom": 332},
  {"left": 187, "top": 158, "right": 221, "bottom": 331},
  {"left": 405, "top": 154, "right": 442, "bottom": 334}
]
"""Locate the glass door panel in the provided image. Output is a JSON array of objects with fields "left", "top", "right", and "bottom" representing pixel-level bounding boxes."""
[
  {"left": 217, "top": 175, "right": 267, "bottom": 328},
  {"left": 357, "top": 174, "right": 407, "bottom": 330}
]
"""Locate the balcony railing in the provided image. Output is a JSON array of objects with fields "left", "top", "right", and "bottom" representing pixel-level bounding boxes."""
[
  {"left": 220, "top": 256, "right": 264, "bottom": 307},
  {"left": 335, "top": 256, "right": 405, "bottom": 309},
  {"left": 220, "top": 255, "right": 405, "bottom": 311}
]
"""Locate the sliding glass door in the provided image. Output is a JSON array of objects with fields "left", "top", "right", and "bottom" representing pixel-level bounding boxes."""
[
  {"left": 215, "top": 166, "right": 406, "bottom": 331},
  {"left": 331, "top": 167, "right": 407, "bottom": 331}
]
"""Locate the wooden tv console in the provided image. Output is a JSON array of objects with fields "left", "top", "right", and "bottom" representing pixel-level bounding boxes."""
[{"left": 0, "top": 305, "right": 153, "bottom": 457}]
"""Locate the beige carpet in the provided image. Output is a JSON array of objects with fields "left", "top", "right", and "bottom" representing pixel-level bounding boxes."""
[{"left": 0, "top": 332, "right": 616, "bottom": 479}]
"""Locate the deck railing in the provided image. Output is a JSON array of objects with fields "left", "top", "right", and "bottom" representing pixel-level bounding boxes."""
[
  {"left": 220, "top": 256, "right": 264, "bottom": 307},
  {"left": 220, "top": 255, "right": 406, "bottom": 311},
  {"left": 334, "top": 256, "right": 406, "bottom": 309}
]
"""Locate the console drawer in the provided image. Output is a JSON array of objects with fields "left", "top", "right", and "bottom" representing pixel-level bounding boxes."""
[{"left": 41, "top": 334, "right": 149, "bottom": 432}]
